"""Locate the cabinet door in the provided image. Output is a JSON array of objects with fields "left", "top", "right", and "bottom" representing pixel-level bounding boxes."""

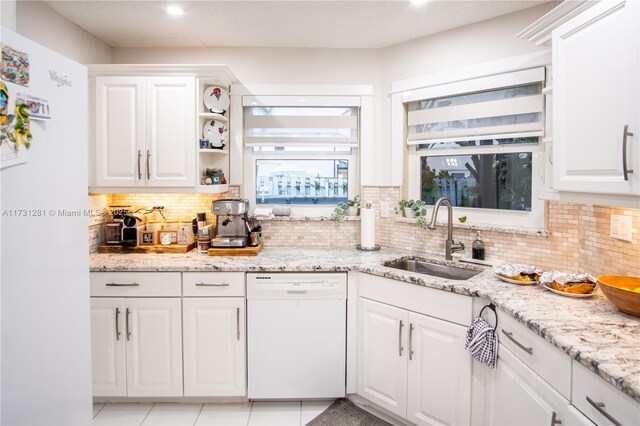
[
  {"left": 125, "top": 298, "right": 183, "bottom": 397},
  {"left": 483, "top": 344, "right": 576, "bottom": 425},
  {"left": 407, "top": 312, "right": 471, "bottom": 426},
  {"left": 357, "top": 298, "right": 408, "bottom": 418},
  {"left": 183, "top": 298, "right": 246, "bottom": 396},
  {"left": 95, "top": 77, "right": 145, "bottom": 187},
  {"left": 90, "top": 298, "right": 126, "bottom": 397},
  {"left": 145, "top": 77, "right": 196, "bottom": 187},
  {"left": 553, "top": 0, "right": 639, "bottom": 194}
]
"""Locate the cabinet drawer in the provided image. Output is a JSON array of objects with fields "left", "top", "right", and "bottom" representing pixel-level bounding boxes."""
[
  {"left": 183, "top": 272, "right": 245, "bottom": 297},
  {"left": 572, "top": 361, "right": 640, "bottom": 426},
  {"left": 360, "top": 273, "right": 472, "bottom": 326},
  {"left": 498, "top": 309, "right": 571, "bottom": 399},
  {"left": 90, "top": 272, "right": 181, "bottom": 297}
]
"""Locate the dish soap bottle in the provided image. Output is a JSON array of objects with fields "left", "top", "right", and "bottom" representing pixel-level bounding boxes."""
[{"left": 472, "top": 231, "right": 485, "bottom": 260}]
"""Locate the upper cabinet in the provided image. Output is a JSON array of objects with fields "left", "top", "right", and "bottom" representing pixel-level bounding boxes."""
[
  {"left": 552, "top": 0, "right": 639, "bottom": 196},
  {"left": 89, "top": 65, "right": 237, "bottom": 193},
  {"left": 95, "top": 76, "right": 195, "bottom": 188}
]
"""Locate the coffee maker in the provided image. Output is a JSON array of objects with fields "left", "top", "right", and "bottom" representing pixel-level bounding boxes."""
[{"left": 210, "top": 199, "right": 250, "bottom": 248}]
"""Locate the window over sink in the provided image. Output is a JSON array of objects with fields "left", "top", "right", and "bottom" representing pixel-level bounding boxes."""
[
  {"left": 401, "top": 66, "right": 548, "bottom": 229},
  {"left": 240, "top": 91, "right": 363, "bottom": 214}
]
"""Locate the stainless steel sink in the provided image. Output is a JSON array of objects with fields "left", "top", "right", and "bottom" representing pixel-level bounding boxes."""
[{"left": 385, "top": 259, "right": 481, "bottom": 281}]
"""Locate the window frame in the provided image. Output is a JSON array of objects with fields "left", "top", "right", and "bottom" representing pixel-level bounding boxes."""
[
  {"left": 232, "top": 85, "right": 371, "bottom": 216},
  {"left": 391, "top": 52, "right": 551, "bottom": 230}
]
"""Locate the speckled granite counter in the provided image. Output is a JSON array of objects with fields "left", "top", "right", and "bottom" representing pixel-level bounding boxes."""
[{"left": 90, "top": 247, "right": 640, "bottom": 403}]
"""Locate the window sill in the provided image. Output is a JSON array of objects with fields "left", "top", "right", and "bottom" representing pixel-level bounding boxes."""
[
  {"left": 252, "top": 215, "right": 361, "bottom": 222},
  {"left": 393, "top": 216, "right": 550, "bottom": 237}
]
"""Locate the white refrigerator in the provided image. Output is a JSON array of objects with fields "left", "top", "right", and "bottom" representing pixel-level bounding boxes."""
[{"left": 0, "top": 28, "right": 92, "bottom": 424}]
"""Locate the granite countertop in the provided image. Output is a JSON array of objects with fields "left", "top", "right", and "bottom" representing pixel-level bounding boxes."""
[{"left": 90, "top": 247, "right": 640, "bottom": 403}]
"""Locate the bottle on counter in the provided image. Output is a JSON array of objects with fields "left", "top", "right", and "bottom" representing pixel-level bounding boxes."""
[{"left": 472, "top": 231, "right": 485, "bottom": 260}]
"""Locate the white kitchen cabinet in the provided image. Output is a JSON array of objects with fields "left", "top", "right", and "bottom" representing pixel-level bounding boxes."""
[
  {"left": 145, "top": 77, "right": 196, "bottom": 186},
  {"left": 90, "top": 298, "right": 126, "bottom": 397},
  {"left": 95, "top": 77, "right": 145, "bottom": 187},
  {"left": 357, "top": 298, "right": 408, "bottom": 418},
  {"left": 182, "top": 297, "right": 245, "bottom": 396},
  {"left": 90, "top": 297, "right": 183, "bottom": 397},
  {"left": 482, "top": 344, "right": 586, "bottom": 426},
  {"left": 407, "top": 312, "right": 471, "bottom": 426},
  {"left": 94, "top": 76, "right": 196, "bottom": 188},
  {"left": 125, "top": 298, "right": 183, "bottom": 397},
  {"left": 552, "top": 0, "right": 639, "bottom": 196},
  {"left": 357, "top": 295, "right": 471, "bottom": 425},
  {"left": 90, "top": 273, "right": 183, "bottom": 397},
  {"left": 572, "top": 361, "right": 640, "bottom": 426}
]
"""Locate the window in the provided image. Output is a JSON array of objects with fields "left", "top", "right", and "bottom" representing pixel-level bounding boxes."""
[
  {"left": 404, "top": 67, "right": 546, "bottom": 228},
  {"left": 242, "top": 94, "right": 361, "bottom": 210}
]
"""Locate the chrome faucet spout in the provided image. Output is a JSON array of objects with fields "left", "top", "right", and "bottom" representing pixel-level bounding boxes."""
[{"left": 427, "top": 197, "right": 464, "bottom": 260}]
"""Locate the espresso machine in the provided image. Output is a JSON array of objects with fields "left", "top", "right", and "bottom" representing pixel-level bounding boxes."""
[{"left": 211, "top": 199, "right": 250, "bottom": 248}]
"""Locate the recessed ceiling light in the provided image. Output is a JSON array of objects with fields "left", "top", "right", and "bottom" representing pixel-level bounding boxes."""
[
  {"left": 166, "top": 5, "right": 185, "bottom": 16},
  {"left": 410, "top": 0, "right": 429, "bottom": 6}
]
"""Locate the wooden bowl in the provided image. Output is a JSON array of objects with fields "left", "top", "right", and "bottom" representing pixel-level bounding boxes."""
[{"left": 597, "top": 275, "right": 640, "bottom": 317}]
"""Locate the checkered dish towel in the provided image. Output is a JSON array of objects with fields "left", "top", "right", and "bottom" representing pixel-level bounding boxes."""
[{"left": 465, "top": 315, "right": 498, "bottom": 369}]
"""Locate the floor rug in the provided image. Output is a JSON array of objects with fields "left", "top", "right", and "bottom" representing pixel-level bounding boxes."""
[{"left": 306, "top": 399, "right": 392, "bottom": 426}]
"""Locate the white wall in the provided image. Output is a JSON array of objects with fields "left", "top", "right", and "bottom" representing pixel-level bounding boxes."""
[{"left": 16, "top": 0, "right": 111, "bottom": 64}]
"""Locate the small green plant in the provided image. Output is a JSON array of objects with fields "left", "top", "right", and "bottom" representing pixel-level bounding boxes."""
[
  {"left": 395, "top": 199, "right": 428, "bottom": 229},
  {"left": 331, "top": 195, "right": 361, "bottom": 223}
]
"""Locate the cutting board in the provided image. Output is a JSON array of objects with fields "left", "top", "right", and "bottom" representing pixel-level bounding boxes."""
[
  {"left": 98, "top": 242, "right": 196, "bottom": 254},
  {"left": 208, "top": 243, "right": 264, "bottom": 256}
]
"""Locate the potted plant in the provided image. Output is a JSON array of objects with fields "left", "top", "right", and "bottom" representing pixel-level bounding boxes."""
[
  {"left": 346, "top": 195, "right": 361, "bottom": 216},
  {"left": 395, "top": 199, "right": 428, "bottom": 229},
  {"left": 331, "top": 195, "right": 361, "bottom": 223}
]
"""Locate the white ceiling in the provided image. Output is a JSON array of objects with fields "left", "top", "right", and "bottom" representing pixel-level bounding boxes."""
[{"left": 43, "top": 0, "right": 551, "bottom": 49}]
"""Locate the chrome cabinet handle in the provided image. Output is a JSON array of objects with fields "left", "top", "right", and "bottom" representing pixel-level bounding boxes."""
[
  {"left": 501, "top": 329, "right": 533, "bottom": 355},
  {"left": 137, "top": 150, "right": 142, "bottom": 180},
  {"left": 409, "top": 323, "right": 414, "bottom": 360},
  {"left": 236, "top": 307, "right": 241, "bottom": 341},
  {"left": 126, "top": 308, "right": 131, "bottom": 341},
  {"left": 146, "top": 150, "right": 151, "bottom": 180},
  {"left": 623, "top": 124, "right": 634, "bottom": 181},
  {"left": 586, "top": 396, "right": 622, "bottom": 426},
  {"left": 551, "top": 411, "right": 562, "bottom": 425},
  {"left": 115, "top": 307, "right": 121, "bottom": 341},
  {"left": 549, "top": 144, "right": 554, "bottom": 166},
  {"left": 106, "top": 282, "right": 140, "bottom": 287},
  {"left": 195, "top": 282, "right": 229, "bottom": 287},
  {"left": 398, "top": 320, "right": 404, "bottom": 356}
]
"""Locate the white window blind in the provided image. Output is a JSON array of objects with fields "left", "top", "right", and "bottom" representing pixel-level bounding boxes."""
[
  {"left": 406, "top": 67, "right": 545, "bottom": 145},
  {"left": 243, "top": 96, "right": 360, "bottom": 147}
]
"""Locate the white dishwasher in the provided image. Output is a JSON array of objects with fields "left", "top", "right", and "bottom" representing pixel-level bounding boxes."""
[{"left": 247, "top": 272, "right": 347, "bottom": 399}]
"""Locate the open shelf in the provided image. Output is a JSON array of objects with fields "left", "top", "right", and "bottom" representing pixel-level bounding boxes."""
[
  {"left": 197, "top": 184, "right": 229, "bottom": 194},
  {"left": 198, "top": 149, "right": 229, "bottom": 154},
  {"left": 198, "top": 112, "right": 229, "bottom": 122}
]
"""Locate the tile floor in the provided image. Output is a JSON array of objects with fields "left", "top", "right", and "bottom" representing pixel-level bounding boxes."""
[{"left": 92, "top": 400, "right": 334, "bottom": 426}]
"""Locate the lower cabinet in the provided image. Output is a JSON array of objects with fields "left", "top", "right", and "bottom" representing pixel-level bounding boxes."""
[
  {"left": 182, "top": 297, "right": 245, "bottom": 396},
  {"left": 90, "top": 297, "right": 183, "bottom": 397},
  {"left": 480, "top": 343, "right": 592, "bottom": 426},
  {"left": 357, "top": 298, "right": 471, "bottom": 425}
]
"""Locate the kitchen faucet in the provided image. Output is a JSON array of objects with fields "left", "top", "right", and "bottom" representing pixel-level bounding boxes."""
[{"left": 428, "top": 197, "right": 465, "bottom": 260}]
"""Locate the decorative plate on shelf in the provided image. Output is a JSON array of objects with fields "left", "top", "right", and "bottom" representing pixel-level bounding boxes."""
[
  {"left": 202, "top": 120, "right": 228, "bottom": 149},
  {"left": 203, "top": 86, "right": 229, "bottom": 114}
]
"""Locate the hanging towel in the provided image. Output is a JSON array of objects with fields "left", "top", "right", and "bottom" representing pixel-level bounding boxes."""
[{"left": 465, "top": 304, "right": 499, "bottom": 369}]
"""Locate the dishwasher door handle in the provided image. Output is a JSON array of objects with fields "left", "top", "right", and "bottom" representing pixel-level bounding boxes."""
[{"left": 286, "top": 290, "right": 308, "bottom": 294}]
